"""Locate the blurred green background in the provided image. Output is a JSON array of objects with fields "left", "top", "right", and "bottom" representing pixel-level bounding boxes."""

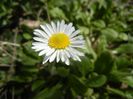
[{"left": 0, "top": 0, "right": 133, "bottom": 99}]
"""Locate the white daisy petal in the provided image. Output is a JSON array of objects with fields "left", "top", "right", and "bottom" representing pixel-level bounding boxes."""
[
  {"left": 65, "top": 48, "right": 75, "bottom": 59},
  {"left": 46, "top": 24, "right": 54, "bottom": 34},
  {"left": 33, "top": 37, "right": 48, "bottom": 43},
  {"left": 70, "top": 45, "right": 84, "bottom": 48},
  {"left": 59, "top": 20, "right": 65, "bottom": 32},
  {"left": 43, "top": 55, "right": 50, "bottom": 64},
  {"left": 46, "top": 48, "right": 55, "bottom": 56},
  {"left": 32, "top": 45, "right": 47, "bottom": 52},
  {"left": 49, "top": 51, "right": 57, "bottom": 62},
  {"left": 51, "top": 21, "right": 56, "bottom": 33},
  {"left": 32, "top": 42, "right": 46, "bottom": 47},
  {"left": 70, "top": 30, "right": 80, "bottom": 38},
  {"left": 40, "top": 25, "right": 51, "bottom": 37},
  {"left": 74, "top": 55, "right": 81, "bottom": 61},
  {"left": 67, "top": 47, "right": 81, "bottom": 61},
  {"left": 70, "top": 35, "right": 84, "bottom": 41},
  {"left": 32, "top": 21, "right": 85, "bottom": 65},
  {"left": 76, "top": 56, "right": 81, "bottom": 61},
  {"left": 69, "top": 47, "right": 84, "bottom": 56},
  {"left": 65, "top": 58, "right": 70, "bottom": 65},
  {"left": 41, "top": 47, "right": 54, "bottom": 55},
  {"left": 39, "top": 50, "right": 47, "bottom": 56},
  {"left": 33, "top": 45, "right": 51, "bottom": 53},
  {"left": 67, "top": 27, "right": 75, "bottom": 35},
  {"left": 71, "top": 40, "right": 85, "bottom": 44},
  {"left": 34, "top": 29, "right": 49, "bottom": 39},
  {"left": 63, "top": 49, "right": 71, "bottom": 58},
  {"left": 62, "top": 52, "right": 70, "bottom": 65},
  {"left": 56, "top": 21, "right": 60, "bottom": 32},
  {"left": 56, "top": 50, "right": 60, "bottom": 62},
  {"left": 60, "top": 50, "right": 65, "bottom": 62},
  {"left": 64, "top": 23, "right": 73, "bottom": 34}
]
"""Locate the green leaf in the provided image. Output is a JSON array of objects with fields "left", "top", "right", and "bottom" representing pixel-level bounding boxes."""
[
  {"left": 94, "top": 51, "right": 114, "bottom": 74},
  {"left": 118, "top": 33, "right": 128, "bottom": 41},
  {"left": 69, "top": 75, "right": 87, "bottom": 95},
  {"left": 23, "top": 33, "right": 32, "bottom": 40},
  {"left": 125, "top": 91, "right": 133, "bottom": 99},
  {"left": 109, "top": 70, "right": 130, "bottom": 83},
  {"left": 56, "top": 67, "right": 69, "bottom": 77},
  {"left": 87, "top": 75, "right": 107, "bottom": 88},
  {"left": 49, "top": 7, "right": 67, "bottom": 20},
  {"left": 101, "top": 28, "right": 118, "bottom": 40},
  {"left": 115, "top": 43, "right": 133, "bottom": 54},
  {"left": 97, "top": 35, "right": 107, "bottom": 54},
  {"left": 74, "top": 56, "right": 93, "bottom": 76},
  {"left": 129, "top": 35, "right": 133, "bottom": 43},
  {"left": 93, "top": 20, "right": 106, "bottom": 28},
  {"left": 116, "top": 56, "right": 131, "bottom": 69},
  {"left": 21, "top": 65, "right": 38, "bottom": 73},
  {"left": 19, "top": 41, "right": 40, "bottom": 65},
  {"left": 78, "top": 26, "right": 90, "bottom": 35},
  {"left": 123, "top": 76, "right": 133, "bottom": 88},
  {"left": 107, "top": 86, "right": 126, "bottom": 98},
  {"left": 32, "top": 80, "right": 45, "bottom": 91},
  {"left": 34, "top": 84, "right": 62, "bottom": 99}
]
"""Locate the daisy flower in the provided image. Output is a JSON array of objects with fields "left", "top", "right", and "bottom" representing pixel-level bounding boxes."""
[{"left": 32, "top": 20, "right": 85, "bottom": 65}]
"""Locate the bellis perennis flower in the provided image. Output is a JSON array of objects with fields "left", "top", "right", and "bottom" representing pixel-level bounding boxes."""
[{"left": 32, "top": 20, "right": 85, "bottom": 65}]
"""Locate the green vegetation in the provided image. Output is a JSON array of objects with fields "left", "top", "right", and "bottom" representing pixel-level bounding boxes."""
[{"left": 0, "top": 0, "right": 133, "bottom": 99}]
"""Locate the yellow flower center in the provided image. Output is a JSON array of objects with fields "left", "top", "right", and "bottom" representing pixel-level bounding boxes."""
[{"left": 48, "top": 33, "right": 70, "bottom": 49}]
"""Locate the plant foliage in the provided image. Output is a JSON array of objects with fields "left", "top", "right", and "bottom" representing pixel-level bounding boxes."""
[{"left": 0, "top": 0, "right": 133, "bottom": 99}]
